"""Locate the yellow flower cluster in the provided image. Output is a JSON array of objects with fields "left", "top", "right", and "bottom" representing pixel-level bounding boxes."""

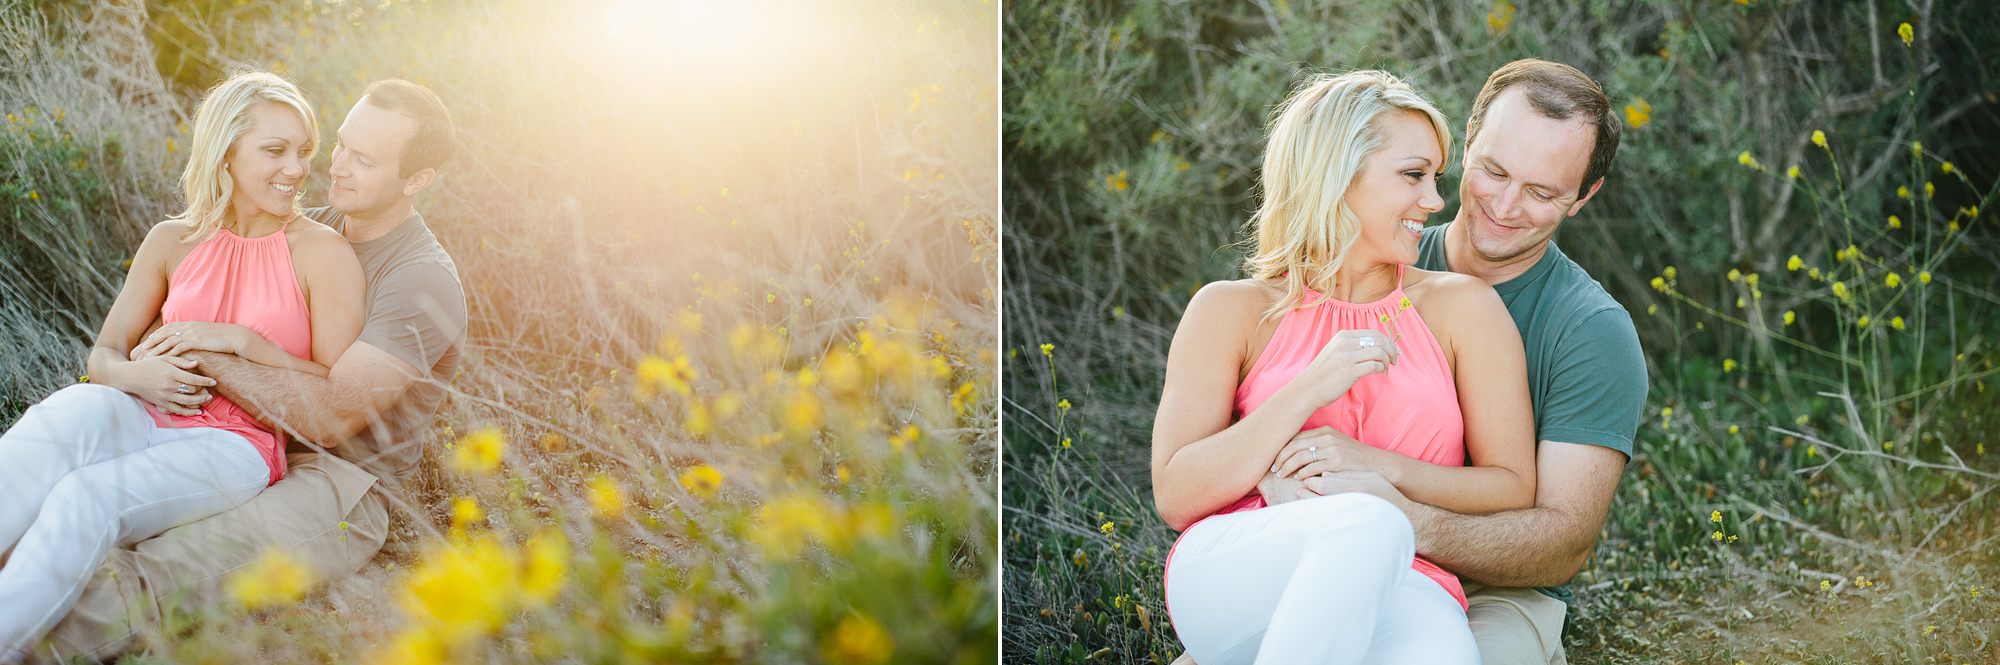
[
  {"left": 679, "top": 464, "right": 724, "bottom": 499},
  {"left": 751, "top": 493, "right": 895, "bottom": 557},
  {"left": 227, "top": 549, "right": 316, "bottom": 609},
  {"left": 821, "top": 613, "right": 896, "bottom": 665},
  {"left": 449, "top": 427, "right": 506, "bottom": 475},
  {"left": 384, "top": 530, "right": 568, "bottom": 661}
]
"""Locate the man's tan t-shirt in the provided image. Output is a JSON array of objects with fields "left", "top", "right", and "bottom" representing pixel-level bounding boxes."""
[{"left": 304, "top": 207, "right": 466, "bottom": 482}]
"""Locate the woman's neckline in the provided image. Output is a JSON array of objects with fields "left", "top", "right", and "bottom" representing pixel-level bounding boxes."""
[{"left": 1289, "top": 265, "right": 1406, "bottom": 309}]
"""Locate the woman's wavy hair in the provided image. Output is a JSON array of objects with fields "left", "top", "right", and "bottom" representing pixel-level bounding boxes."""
[
  {"left": 1242, "top": 70, "right": 1451, "bottom": 319},
  {"left": 172, "top": 71, "right": 319, "bottom": 243}
]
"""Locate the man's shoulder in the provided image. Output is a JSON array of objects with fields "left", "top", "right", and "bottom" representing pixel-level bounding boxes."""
[{"left": 1533, "top": 243, "right": 1635, "bottom": 340}]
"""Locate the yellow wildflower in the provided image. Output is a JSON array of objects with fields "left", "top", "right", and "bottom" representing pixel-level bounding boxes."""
[
  {"left": 1858, "top": 315, "right": 1871, "bottom": 328},
  {"left": 1898, "top": 186, "right": 1911, "bottom": 199},
  {"left": 1486, "top": 0, "right": 1515, "bottom": 33},
  {"left": 783, "top": 389, "right": 824, "bottom": 439},
  {"left": 377, "top": 628, "right": 446, "bottom": 665},
  {"left": 1101, "top": 521, "right": 1116, "bottom": 535},
  {"left": 1892, "top": 317, "right": 1905, "bottom": 330},
  {"left": 1808, "top": 267, "right": 1822, "bottom": 281},
  {"left": 821, "top": 613, "right": 896, "bottom": 665},
  {"left": 1888, "top": 215, "right": 1901, "bottom": 229},
  {"left": 1040, "top": 343, "right": 1053, "bottom": 357},
  {"left": 1712, "top": 531, "right": 1723, "bottom": 541},
  {"left": 1811, "top": 130, "right": 1826, "bottom": 148},
  {"left": 1943, "top": 161, "right": 1955, "bottom": 174},
  {"left": 1784, "top": 310, "right": 1796, "bottom": 326},
  {"left": 1898, "top": 22, "right": 1913, "bottom": 47},
  {"left": 754, "top": 494, "right": 837, "bottom": 556},
  {"left": 1661, "top": 406, "right": 1673, "bottom": 418},
  {"left": 1831, "top": 281, "right": 1848, "bottom": 299},
  {"left": 399, "top": 536, "right": 514, "bottom": 644},
  {"left": 1624, "top": 98, "right": 1651, "bottom": 129},
  {"left": 1723, "top": 359, "right": 1737, "bottom": 372},
  {"left": 228, "top": 549, "right": 314, "bottom": 609},
  {"left": 1918, "top": 271, "right": 1931, "bottom": 284},
  {"left": 1737, "top": 151, "right": 1759, "bottom": 169},
  {"left": 1787, "top": 255, "right": 1802, "bottom": 271},
  {"left": 1727, "top": 269, "right": 1742, "bottom": 282},
  {"left": 1786, "top": 165, "right": 1800, "bottom": 179},
  {"left": 449, "top": 427, "right": 505, "bottom": 475},
  {"left": 1729, "top": 425, "right": 1740, "bottom": 435},
  {"left": 1887, "top": 273, "right": 1901, "bottom": 288},
  {"left": 1925, "top": 182, "right": 1935, "bottom": 198},
  {"left": 636, "top": 355, "right": 698, "bottom": 398},
  {"left": 521, "top": 529, "right": 567, "bottom": 607},
  {"left": 1711, "top": 510, "right": 1722, "bottom": 523},
  {"left": 679, "top": 464, "right": 724, "bottom": 499},
  {"left": 1073, "top": 549, "right": 1088, "bottom": 567},
  {"left": 588, "top": 475, "right": 625, "bottom": 519},
  {"left": 1664, "top": 266, "right": 1677, "bottom": 279},
  {"left": 450, "top": 497, "right": 483, "bottom": 530},
  {"left": 1650, "top": 277, "right": 1667, "bottom": 292},
  {"left": 1058, "top": 399, "right": 1072, "bottom": 412}
]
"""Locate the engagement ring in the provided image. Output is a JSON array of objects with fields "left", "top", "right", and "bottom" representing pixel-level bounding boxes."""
[
  {"left": 177, "top": 384, "right": 194, "bottom": 395},
  {"left": 1358, "top": 337, "right": 1377, "bottom": 348}
]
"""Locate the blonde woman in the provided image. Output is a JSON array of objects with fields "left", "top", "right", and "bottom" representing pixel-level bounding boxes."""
[
  {"left": 0, "top": 71, "right": 361, "bottom": 659},
  {"left": 1153, "top": 71, "right": 1536, "bottom": 663}
]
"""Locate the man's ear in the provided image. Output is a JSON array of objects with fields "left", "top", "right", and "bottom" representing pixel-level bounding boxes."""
[
  {"left": 1566, "top": 177, "right": 1605, "bottom": 218},
  {"left": 401, "top": 168, "right": 437, "bottom": 197}
]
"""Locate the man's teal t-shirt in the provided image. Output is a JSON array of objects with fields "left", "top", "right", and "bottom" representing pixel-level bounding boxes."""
[{"left": 1416, "top": 222, "right": 1648, "bottom": 604}]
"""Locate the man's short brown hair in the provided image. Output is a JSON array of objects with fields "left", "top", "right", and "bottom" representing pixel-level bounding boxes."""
[
  {"left": 361, "top": 79, "right": 455, "bottom": 178},
  {"left": 1465, "top": 59, "right": 1621, "bottom": 193}
]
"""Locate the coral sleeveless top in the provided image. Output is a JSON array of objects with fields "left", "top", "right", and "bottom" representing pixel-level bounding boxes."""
[
  {"left": 147, "top": 216, "right": 313, "bottom": 485},
  {"left": 1185, "top": 266, "right": 1470, "bottom": 608}
]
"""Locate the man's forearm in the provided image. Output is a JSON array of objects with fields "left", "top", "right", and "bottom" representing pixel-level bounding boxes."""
[
  {"left": 188, "top": 350, "right": 357, "bottom": 446},
  {"left": 1409, "top": 502, "right": 1594, "bottom": 588}
]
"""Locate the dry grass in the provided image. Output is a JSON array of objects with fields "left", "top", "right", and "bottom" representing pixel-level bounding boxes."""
[{"left": 1, "top": 0, "right": 998, "bottom": 662}]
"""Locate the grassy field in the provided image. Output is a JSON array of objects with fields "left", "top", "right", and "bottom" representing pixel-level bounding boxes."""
[
  {"left": 1003, "top": 1, "right": 2000, "bottom": 663},
  {"left": 0, "top": 0, "right": 998, "bottom": 662}
]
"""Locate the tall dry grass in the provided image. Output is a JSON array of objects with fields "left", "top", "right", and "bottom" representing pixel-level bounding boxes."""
[{"left": 1, "top": 0, "right": 997, "bottom": 662}]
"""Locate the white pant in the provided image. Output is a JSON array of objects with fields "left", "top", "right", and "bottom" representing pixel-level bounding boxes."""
[
  {"left": 1165, "top": 492, "right": 1480, "bottom": 665},
  {"left": 0, "top": 384, "right": 268, "bottom": 658}
]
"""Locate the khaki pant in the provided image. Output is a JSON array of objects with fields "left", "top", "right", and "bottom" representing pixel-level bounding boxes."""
[
  {"left": 1168, "top": 582, "right": 1568, "bottom": 665},
  {"left": 1463, "top": 582, "right": 1568, "bottom": 665},
  {"left": 36, "top": 452, "right": 386, "bottom": 662}
]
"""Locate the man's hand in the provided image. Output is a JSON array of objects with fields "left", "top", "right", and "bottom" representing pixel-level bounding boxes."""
[
  {"left": 1257, "top": 471, "right": 1308, "bottom": 506},
  {"left": 1302, "top": 470, "right": 1415, "bottom": 511}
]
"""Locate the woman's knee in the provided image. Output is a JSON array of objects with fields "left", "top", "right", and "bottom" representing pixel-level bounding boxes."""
[
  {"left": 39, "top": 472, "right": 116, "bottom": 529},
  {"left": 17, "top": 384, "right": 130, "bottom": 432}
]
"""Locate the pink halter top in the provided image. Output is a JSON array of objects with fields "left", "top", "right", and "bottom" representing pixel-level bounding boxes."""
[
  {"left": 147, "top": 216, "right": 313, "bottom": 485},
  {"left": 1192, "top": 266, "right": 1470, "bottom": 608}
]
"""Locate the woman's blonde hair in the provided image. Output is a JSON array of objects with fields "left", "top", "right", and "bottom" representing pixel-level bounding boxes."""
[
  {"left": 172, "top": 71, "right": 318, "bottom": 243},
  {"left": 1243, "top": 70, "right": 1452, "bottom": 318}
]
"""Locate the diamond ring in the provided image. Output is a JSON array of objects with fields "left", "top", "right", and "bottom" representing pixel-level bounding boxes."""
[
  {"left": 177, "top": 383, "right": 195, "bottom": 395},
  {"left": 1357, "top": 337, "right": 1377, "bottom": 348}
]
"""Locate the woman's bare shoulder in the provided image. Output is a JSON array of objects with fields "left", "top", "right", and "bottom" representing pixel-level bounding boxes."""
[
  {"left": 1404, "top": 267, "right": 1496, "bottom": 306},
  {"left": 1186, "top": 279, "right": 1283, "bottom": 322}
]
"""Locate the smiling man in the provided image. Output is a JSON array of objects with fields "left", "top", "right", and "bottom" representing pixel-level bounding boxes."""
[
  {"left": 45, "top": 79, "right": 466, "bottom": 660},
  {"left": 1295, "top": 59, "right": 1649, "bottom": 664}
]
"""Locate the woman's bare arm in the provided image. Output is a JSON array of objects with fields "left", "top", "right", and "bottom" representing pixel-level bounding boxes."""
[{"left": 87, "top": 222, "right": 215, "bottom": 415}]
